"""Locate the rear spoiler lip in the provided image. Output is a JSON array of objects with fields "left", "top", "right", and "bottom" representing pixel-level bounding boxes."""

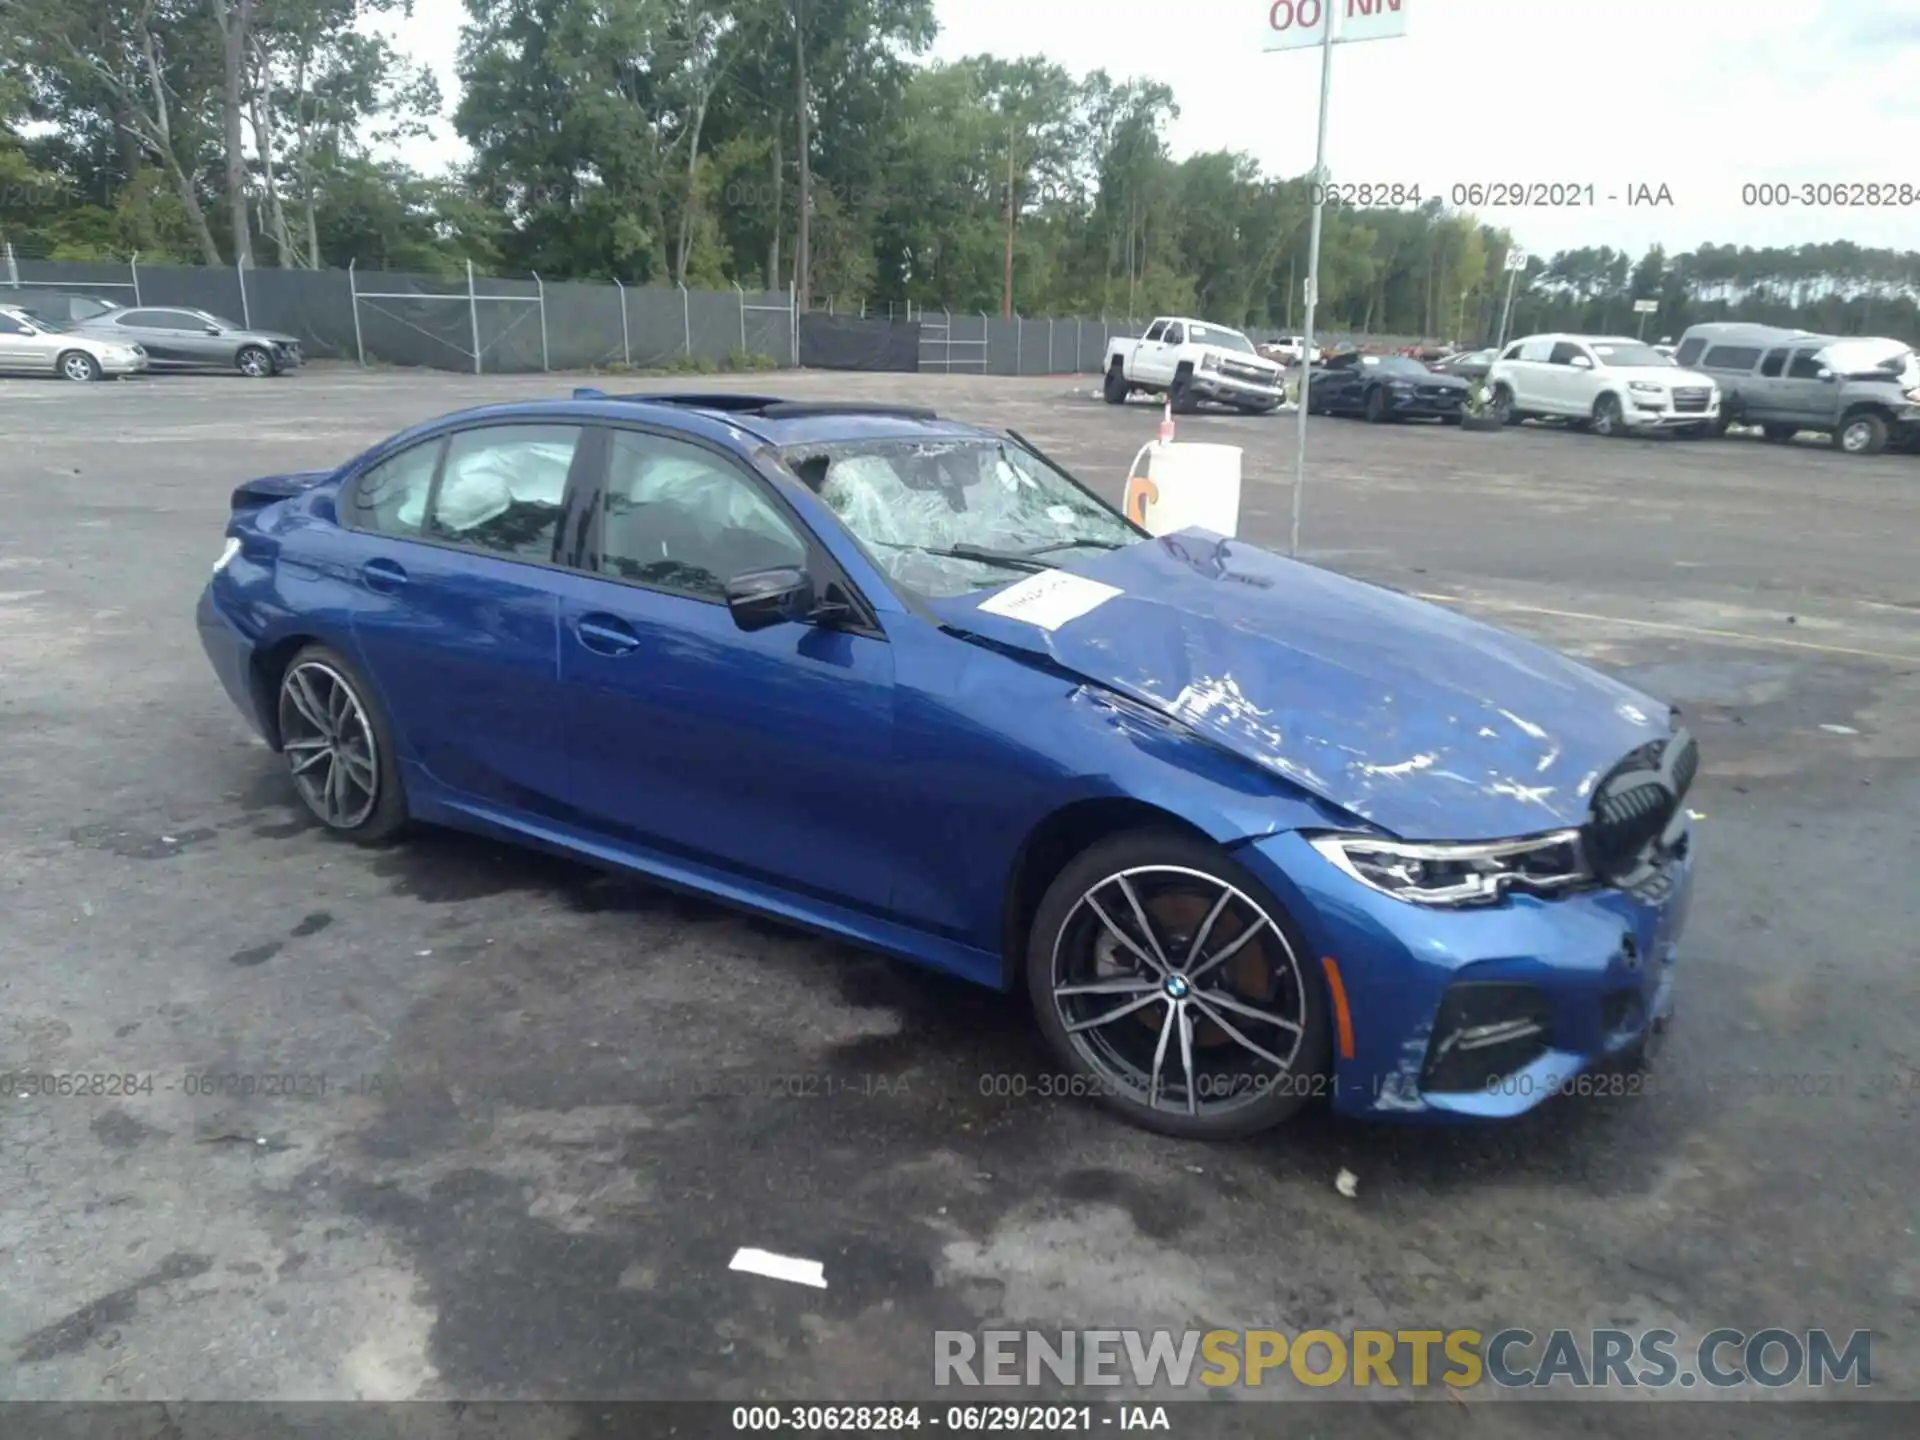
[{"left": 230, "top": 469, "right": 334, "bottom": 513}]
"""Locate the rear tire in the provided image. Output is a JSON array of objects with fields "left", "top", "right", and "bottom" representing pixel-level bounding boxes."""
[
  {"left": 1026, "top": 828, "right": 1333, "bottom": 1141},
  {"left": 274, "top": 644, "right": 409, "bottom": 843},
  {"left": 58, "top": 350, "right": 103, "bottom": 382},
  {"left": 1102, "top": 362, "right": 1129, "bottom": 405},
  {"left": 1834, "top": 412, "right": 1888, "bottom": 456}
]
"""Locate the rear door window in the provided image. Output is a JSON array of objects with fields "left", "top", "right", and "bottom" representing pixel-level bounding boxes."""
[
  {"left": 1700, "top": 345, "right": 1761, "bottom": 372},
  {"left": 428, "top": 425, "right": 581, "bottom": 563},
  {"left": 1759, "top": 349, "right": 1786, "bottom": 377},
  {"left": 344, "top": 440, "right": 445, "bottom": 538}
]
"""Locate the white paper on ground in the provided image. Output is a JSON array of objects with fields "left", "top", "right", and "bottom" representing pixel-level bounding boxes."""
[
  {"left": 975, "top": 571, "right": 1122, "bottom": 632},
  {"left": 729, "top": 1247, "right": 828, "bottom": 1288}
]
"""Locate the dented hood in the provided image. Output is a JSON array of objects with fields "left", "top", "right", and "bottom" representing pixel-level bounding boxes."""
[{"left": 929, "top": 532, "right": 1672, "bottom": 841}]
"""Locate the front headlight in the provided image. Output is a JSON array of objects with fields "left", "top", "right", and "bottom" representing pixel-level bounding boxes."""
[
  {"left": 1308, "top": 830, "right": 1589, "bottom": 906},
  {"left": 1628, "top": 381, "right": 1664, "bottom": 395},
  {"left": 1200, "top": 352, "right": 1220, "bottom": 371}
]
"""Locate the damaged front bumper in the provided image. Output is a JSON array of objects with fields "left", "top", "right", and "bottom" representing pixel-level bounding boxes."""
[
  {"left": 1238, "top": 827, "right": 1694, "bottom": 1121},
  {"left": 1191, "top": 366, "right": 1287, "bottom": 407}
]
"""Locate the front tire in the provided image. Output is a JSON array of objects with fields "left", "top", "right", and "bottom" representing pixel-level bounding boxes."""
[
  {"left": 237, "top": 344, "right": 276, "bottom": 378},
  {"left": 275, "top": 645, "right": 408, "bottom": 842},
  {"left": 1834, "top": 412, "right": 1888, "bottom": 456},
  {"left": 1490, "top": 383, "right": 1517, "bottom": 425},
  {"left": 1169, "top": 367, "right": 1198, "bottom": 415},
  {"left": 1591, "top": 392, "right": 1625, "bottom": 437},
  {"left": 58, "top": 350, "right": 103, "bottom": 382},
  {"left": 1363, "top": 387, "right": 1391, "bottom": 423},
  {"left": 1102, "top": 362, "right": 1129, "bottom": 405},
  {"left": 1026, "top": 829, "right": 1333, "bottom": 1140}
]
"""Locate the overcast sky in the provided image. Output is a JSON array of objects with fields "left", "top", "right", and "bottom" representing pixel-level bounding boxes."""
[{"left": 381, "top": 0, "right": 1920, "bottom": 260}]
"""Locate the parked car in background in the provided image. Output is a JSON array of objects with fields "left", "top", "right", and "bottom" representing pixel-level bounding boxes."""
[
  {"left": 197, "top": 390, "right": 1696, "bottom": 1139},
  {"left": 1428, "top": 347, "right": 1496, "bottom": 381},
  {"left": 0, "top": 303, "right": 148, "bottom": 381},
  {"left": 8, "top": 289, "right": 128, "bottom": 325},
  {"left": 1105, "top": 316, "right": 1286, "bottom": 413},
  {"left": 1307, "top": 352, "right": 1470, "bottom": 423},
  {"left": 69, "top": 305, "right": 303, "bottom": 377},
  {"left": 1675, "top": 322, "right": 1920, "bottom": 455},
  {"left": 1487, "top": 334, "right": 1719, "bottom": 437},
  {"left": 1257, "top": 335, "right": 1322, "bottom": 366}
]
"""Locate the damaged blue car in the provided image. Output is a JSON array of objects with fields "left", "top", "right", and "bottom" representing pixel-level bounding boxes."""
[{"left": 198, "top": 392, "right": 1697, "bottom": 1139}]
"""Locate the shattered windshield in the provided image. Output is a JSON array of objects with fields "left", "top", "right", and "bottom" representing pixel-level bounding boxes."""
[
  {"left": 782, "top": 437, "right": 1141, "bottom": 600},
  {"left": 1190, "top": 325, "right": 1256, "bottom": 354},
  {"left": 1817, "top": 338, "right": 1916, "bottom": 383}
]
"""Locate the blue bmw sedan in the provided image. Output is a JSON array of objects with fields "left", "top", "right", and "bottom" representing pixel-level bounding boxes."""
[{"left": 197, "top": 391, "right": 1698, "bottom": 1139}]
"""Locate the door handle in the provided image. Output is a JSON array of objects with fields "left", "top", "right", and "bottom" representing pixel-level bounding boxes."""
[
  {"left": 360, "top": 558, "right": 408, "bottom": 592},
  {"left": 576, "top": 613, "right": 641, "bottom": 656}
]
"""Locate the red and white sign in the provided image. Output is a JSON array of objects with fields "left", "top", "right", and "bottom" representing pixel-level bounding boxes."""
[{"left": 1264, "top": 0, "right": 1408, "bottom": 52}]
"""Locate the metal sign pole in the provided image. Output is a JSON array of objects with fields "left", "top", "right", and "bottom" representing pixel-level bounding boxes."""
[
  {"left": 1289, "top": 10, "right": 1337, "bottom": 561},
  {"left": 1496, "top": 263, "right": 1519, "bottom": 350},
  {"left": 466, "top": 260, "right": 483, "bottom": 374},
  {"left": 348, "top": 258, "right": 365, "bottom": 367}
]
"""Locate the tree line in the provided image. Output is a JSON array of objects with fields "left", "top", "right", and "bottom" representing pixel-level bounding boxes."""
[{"left": 4, "top": 0, "right": 1917, "bottom": 342}]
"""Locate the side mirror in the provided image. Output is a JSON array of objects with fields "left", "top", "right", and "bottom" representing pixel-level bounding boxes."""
[
  {"left": 724, "top": 566, "right": 817, "bottom": 632},
  {"left": 205, "top": 325, "right": 222, "bottom": 335},
  {"left": 1570, "top": 355, "right": 1594, "bottom": 369},
  {"left": 1816, "top": 367, "right": 1834, "bottom": 381}
]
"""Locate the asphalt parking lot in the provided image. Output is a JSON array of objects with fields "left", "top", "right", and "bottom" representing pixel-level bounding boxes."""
[{"left": 1, "top": 365, "right": 1915, "bottom": 1434}]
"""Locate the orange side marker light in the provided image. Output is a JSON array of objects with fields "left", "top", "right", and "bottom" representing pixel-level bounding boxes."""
[{"left": 1319, "top": 956, "right": 1356, "bottom": 1061}]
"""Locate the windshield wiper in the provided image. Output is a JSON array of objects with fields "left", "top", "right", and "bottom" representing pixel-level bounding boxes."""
[
  {"left": 934, "top": 543, "right": 1058, "bottom": 571},
  {"left": 870, "top": 540, "right": 1056, "bottom": 573},
  {"left": 1026, "top": 538, "right": 1129, "bottom": 556}
]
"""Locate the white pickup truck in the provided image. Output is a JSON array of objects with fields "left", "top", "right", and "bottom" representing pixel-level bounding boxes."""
[{"left": 1103, "top": 316, "right": 1287, "bottom": 414}]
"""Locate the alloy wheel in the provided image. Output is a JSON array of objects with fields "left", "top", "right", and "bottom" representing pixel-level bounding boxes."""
[
  {"left": 278, "top": 661, "right": 380, "bottom": 829},
  {"left": 1049, "top": 866, "right": 1310, "bottom": 1120},
  {"left": 239, "top": 347, "right": 273, "bottom": 377},
  {"left": 1593, "top": 395, "right": 1621, "bottom": 436},
  {"left": 61, "top": 353, "right": 99, "bottom": 382},
  {"left": 1841, "top": 420, "right": 1873, "bottom": 453}
]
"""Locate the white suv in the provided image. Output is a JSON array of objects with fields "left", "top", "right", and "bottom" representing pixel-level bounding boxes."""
[{"left": 1487, "top": 334, "right": 1720, "bottom": 437}]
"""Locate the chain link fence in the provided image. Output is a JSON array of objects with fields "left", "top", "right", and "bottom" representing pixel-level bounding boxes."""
[{"left": 1, "top": 245, "right": 1428, "bottom": 376}]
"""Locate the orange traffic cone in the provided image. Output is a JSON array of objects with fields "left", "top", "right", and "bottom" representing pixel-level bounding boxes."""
[{"left": 1158, "top": 398, "right": 1175, "bottom": 446}]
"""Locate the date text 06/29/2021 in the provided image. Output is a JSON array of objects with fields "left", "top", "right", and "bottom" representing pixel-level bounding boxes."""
[{"left": 1305, "top": 182, "right": 1675, "bottom": 208}]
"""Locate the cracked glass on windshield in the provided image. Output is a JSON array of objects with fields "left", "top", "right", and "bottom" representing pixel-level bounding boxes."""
[{"left": 783, "top": 438, "right": 1140, "bottom": 599}]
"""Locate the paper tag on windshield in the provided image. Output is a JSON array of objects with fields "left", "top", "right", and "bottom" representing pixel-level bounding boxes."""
[{"left": 976, "top": 571, "right": 1122, "bottom": 632}]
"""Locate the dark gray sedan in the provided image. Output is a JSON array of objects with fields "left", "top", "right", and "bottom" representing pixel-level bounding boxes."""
[
  {"left": 1428, "top": 347, "right": 1496, "bottom": 381},
  {"left": 71, "top": 306, "right": 302, "bottom": 377}
]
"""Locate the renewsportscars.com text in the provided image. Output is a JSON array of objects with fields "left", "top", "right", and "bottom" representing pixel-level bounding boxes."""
[{"left": 934, "top": 1327, "right": 1873, "bottom": 1391}]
